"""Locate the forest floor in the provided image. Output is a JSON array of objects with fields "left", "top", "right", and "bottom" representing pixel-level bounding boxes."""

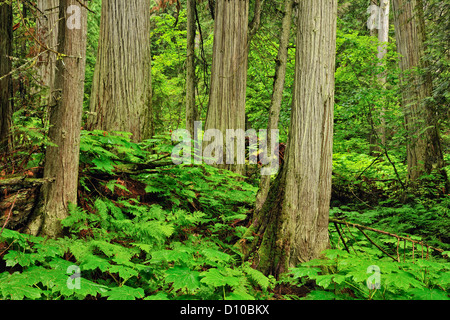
[{"left": 0, "top": 131, "right": 449, "bottom": 300}]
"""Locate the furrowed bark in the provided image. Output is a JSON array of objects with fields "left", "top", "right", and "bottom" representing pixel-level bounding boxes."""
[
  {"left": 36, "top": 0, "right": 59, "bottom": 107},
  {"left": 26, "top": 0, "right": 88, "bottom": 238},
  {"left": 204, "top": 0, "right": 249, "bottom": 176},
  {"left": 0, "top": 1, "right": 13, "bottom": 154},
  {"left": 87, "top": 0, "right": 153, "bottom": 142},
  {"left": 186, "top": 0, "right": 198, "bottom": 136},
  {"left": 255, "top": 0, "right": 294, "bottom": 212},
  {"left": 392, "top": 0, "right": 445, "bottom": 182},
  {"left": 243, "top": 0, "right": 337, "bottom": 278}
]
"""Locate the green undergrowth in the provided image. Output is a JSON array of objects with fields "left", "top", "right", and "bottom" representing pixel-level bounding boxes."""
[
  {"left": 0, "top": 131, "right": 273, "bottom": 300},
  {"left": 284, "top": 249, "right": 450, "bottom": 300},
  {"left": 0, "top": 166, "right": 271, "bottom": 300},
  {"left": 0, "top": 131, "right": 448, "bottom": 300}
]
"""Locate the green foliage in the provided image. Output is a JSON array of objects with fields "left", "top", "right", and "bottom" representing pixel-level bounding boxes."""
[
  {"left": 286, "top": 249, "right": 450, "bottom": 300},
  {"left": 79, "top": 130, "right": 149, "bottom": 175},
  {"left": 2, "top": 125, "right": 448, "bottom": 301},
  {"left": 2, "top": 0, "right": 449, "bottom": 302},
  {"left": 150, "top": 8, "right": 212, "bottom": 131},
  {"left": 332, "top": 151, "right": 407, "bottom": 204},
  {"left": 0, "top": 133, "right": 265, "bottom": 300},
  {"left": 245, "top": 1, "right": 296, "bottom": 143},
  {"left": 334, "top": 28, "right": 401, "bottom": 151},
  {"left": 84, "top": 0, "right": 102, "bottom": 112},
  {"left": 423, "top": 0, "right": 450, "bottom": 124}
]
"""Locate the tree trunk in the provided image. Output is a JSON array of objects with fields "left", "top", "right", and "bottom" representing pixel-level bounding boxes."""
[
  {"left": 392, "top": 0, "right": 445, "bottom": 181},
  {"left": 368, "top": 0, "right": 379, "bottom": 37},
  {"left": 26, "top": 0, "right": 88, "bottom": 238},
  {"left": 204, "top": 0, "right": 249, "bottom": 175},
  {"left": 0, "top": 1, "right": 13, "bottom": 154},
  {"left": 368, "top": 0, "right": 389, "bottom": 155},
  {"left": 248, "top": 0, "right": 264, "bottom": 44},
  {"left": 243, "top": 0, "right": 337, "bottom": 277},
  {"left": 377, "top": 0, "right": 389, "bottom": 146},
  {"left": 87, "top": 0, "right": 153, "bottom": 142},
  {"left": 185, "top": 0, "right": 198, "bottom": 136},
  {"left": 36, "top": 0, "right": 59, "bottom": 107},
  {"left": 255, "top": 0, "right": 294, "bottom": 212}
]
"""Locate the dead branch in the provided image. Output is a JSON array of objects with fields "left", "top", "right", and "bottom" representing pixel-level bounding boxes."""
[{"left": 329, "top": 217, "right": 444, "bottom": 254}]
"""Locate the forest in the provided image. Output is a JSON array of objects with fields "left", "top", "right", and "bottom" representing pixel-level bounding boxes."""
[{"left": 0, "top": 0, "right": 449, "bottom": 303}]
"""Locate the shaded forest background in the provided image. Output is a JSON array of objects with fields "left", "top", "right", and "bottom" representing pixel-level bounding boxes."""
[{"left": 0, "top": 0, "right": 449, "bottom": 300}]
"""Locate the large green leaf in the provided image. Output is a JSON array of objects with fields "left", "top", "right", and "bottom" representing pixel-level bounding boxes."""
[
  {"left": 226, "top": 289, "right": 255, "bottom": 300},
  {"left": 409, "top": 288, "right": 450, "bottom": 300},
  {"left": 289, "top": 266, "right": 321, "bottom": 279},
  {"left": 200, "top": 268, "right": 241, "bottom": 288},
  {"left": 165, "top": 266, "right": 201, "bottom": 292},
  {"left": 102, "top": 286, "right": 145, "bottom": 300},
  {"left": 383, "top": 271, "right": 425, "bottom": 291},
  {"left": 0, "top": 272, "right": 42, "bottom": 300}
]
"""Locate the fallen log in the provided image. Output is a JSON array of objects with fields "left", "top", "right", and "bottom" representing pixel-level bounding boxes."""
[
  {"left": 112, "top": 160, "right": 175, "bottom": 175},
  {"left": 0, "top": 176, "right": 54, "bottom": 188},
  {"left": 0, "top": 189, "right": 37, "bottom": 231}
]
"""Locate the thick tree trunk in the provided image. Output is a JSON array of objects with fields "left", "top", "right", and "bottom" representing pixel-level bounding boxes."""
[
  {"left": 0, "top": 1, "right": 13, "bottom": 154},
  {"left": 204, "top": 0, "right": 249, "bottom": 175},
  {"left": 255, "top": 0, "right": 294, "bottom": 212},
  {"left": 36, "top": 0, "right": 59, "bottom": 106},
  {"left": 244, "top": 0, "right": 337, "bottom": 277},
  {"left": 185, "top": 0, "right": 198, "bottom": 136},
  {"left": 392, "top": 0, "right": 445, "bottom": 181},
  {"left": 87, "top": 0, "right": 153, "bottom": 142},
  {"left": 26, "top": 0, "right": 88, "bottom": 238}
]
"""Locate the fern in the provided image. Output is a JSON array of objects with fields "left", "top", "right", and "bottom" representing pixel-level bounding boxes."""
[
  {"left": 242, "top": 263, "right": 271, "bottom": 291},
  {"left": 0, "top": 134, "right": 265, "bottom": 301}
]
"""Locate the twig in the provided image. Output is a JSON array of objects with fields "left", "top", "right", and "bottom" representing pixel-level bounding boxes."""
[
  {"left": 404, "top": 239, "right": 407, "bottom": 262},
  {"left": 342, "top": 220, "right": 359, "bottom": 255},
  {"left": 15, "top": 0, "right": 83, "bottom": 61},
  {"left": 0, "top": 50, "right": 48, "bottom": 81},
  {"left": 356, "top": 154, "right": 382, "bottom": 180},
  {"left": 329, "top": 218, "right": 444, "bottom": 254},
  {"left": 333, "top": 222, "right": 350, "bottom": 253},
  {"left": 0, "top": 240, "right": 15, "bottom": 256},
  {"left": 350, "top": 189, "right": 374, "bottom": 209},
  {"left": 356, "top": 226, "right": 397, "bottom": 262},
  {"left": 383, "top": 146, "right": 406, "bottom": 190},
  {"left": 16, "top": 0, "right": 61, "bottom": 56},
  {"left": 76, "top": 0, "right": 95, "bottom": 14}
]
